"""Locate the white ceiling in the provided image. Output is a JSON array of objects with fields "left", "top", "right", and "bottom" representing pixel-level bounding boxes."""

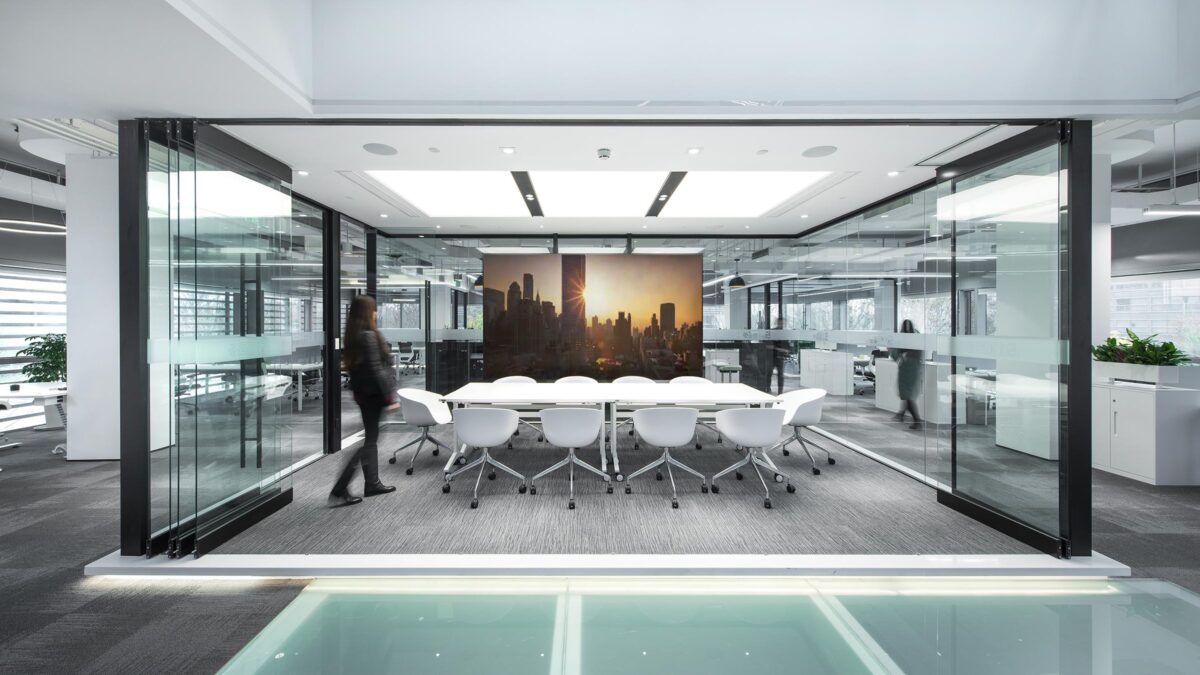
[{"left": 222, "top": 123, "right": 1031, "bottom": 235}]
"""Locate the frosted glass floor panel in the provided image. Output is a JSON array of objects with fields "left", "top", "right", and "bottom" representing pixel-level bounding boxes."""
[{"left": 220, "top": 577, "right": 1200, "bottom": 674}]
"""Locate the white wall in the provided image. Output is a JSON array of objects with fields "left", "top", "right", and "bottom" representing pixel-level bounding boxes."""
[
  {"left": 164, "top": 0, "right": 312, "bottom": 108},
  {"left": 64, "top": 154, "right": 120, "bottom": 461}
]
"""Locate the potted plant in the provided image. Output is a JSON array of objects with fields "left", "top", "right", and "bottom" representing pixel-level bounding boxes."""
[
  {"left": 16, "top": 333, "right": 67, "bottom": 383},
  {"left": 1092, "top": 329, "right": 1196, "bottom": 386}
]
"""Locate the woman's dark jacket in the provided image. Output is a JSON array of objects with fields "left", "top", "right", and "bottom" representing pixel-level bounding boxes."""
[
  {"left": 888, "top": 347, "right": 924, "bottom": 400},
  {"left": 348, "top": 331, "right": 395, "bottom": 404}
]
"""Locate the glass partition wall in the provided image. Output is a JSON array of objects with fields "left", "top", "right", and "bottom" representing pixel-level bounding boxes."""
[
  {"left": 139, "top": 122, "right": 322, "bottom": 557},
  {"left": 123, "top": 121, "right": 1088, "bottom": 559}
]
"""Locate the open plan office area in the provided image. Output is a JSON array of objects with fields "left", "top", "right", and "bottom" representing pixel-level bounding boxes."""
[{"left": 3, "top": 1, "right": 1200, "bottom": 672}]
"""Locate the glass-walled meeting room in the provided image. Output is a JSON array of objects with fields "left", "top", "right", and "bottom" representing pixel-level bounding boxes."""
[{"left": 119, "top": 121, "right": 1090, "bottom": 560}]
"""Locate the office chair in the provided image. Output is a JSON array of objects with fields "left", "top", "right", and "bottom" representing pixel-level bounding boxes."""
[
  {"left": 555, "top": 375, "right": 598, "bottom": 384},
  {"left": 668, "top": 375, "right": 722, "bottom": 449},
  {"left": 771, "top": 388, "right": 835, "bottom": 475},
  {"left": 443, "top": 407, "right": 527, "bottom": 509},
  {"left": 609, "top": 375, "right": 654, "bottom": 443},
  {"left": 532, "top": 407, "right": 610, "bottom": 508},
  {"left": 712, "top": 407, "right": 792, "bottom": 508},
  {"left": 625, "top": 407, "right": 706, "bottom": 509},
  {"left": 390, "top": 388, "right": 453, "bottom": 475},
  {"left": 494, "top": 375, "right": 544, "bottom": 445}
]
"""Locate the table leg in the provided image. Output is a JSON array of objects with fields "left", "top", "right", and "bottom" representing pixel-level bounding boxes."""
[
  {"left": 599, "top": 402, "right": 608, "bottom": 474},
  {"left": 610, "top": 402, "right": 622, "bottom": 480},
  {"left": 296, "top": 371, "right": 304, "bottom": 412}
]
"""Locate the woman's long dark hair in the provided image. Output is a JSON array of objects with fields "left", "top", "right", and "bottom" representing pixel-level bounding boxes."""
[
  {"left": 900, "top": 319, "right": 918, "bottom": 334},
  {"left": 342, "top": 294, "right": 387, "bottom": 370}
]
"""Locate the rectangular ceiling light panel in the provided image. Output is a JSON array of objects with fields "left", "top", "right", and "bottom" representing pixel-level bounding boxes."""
[
  {"left": 530, "top": 171, "right": 667, "bottom": 217},
  {"left": 366, "top": 171, "right": 529, "bottom": 217},
  {"left": 476, "top": 246, "right": 552, "bottom": 255},
  {"left": 658, "top": 171, "right": 831, "bottom": 218},
  {"left": 936, "top": 174, "right": 1059, "bottom": 225},
  {"left": 557, "top": 246, "right": 626, "bottom": 254},
  {"left": 632, "top": 247, "right": 707, "bottom": 255}
]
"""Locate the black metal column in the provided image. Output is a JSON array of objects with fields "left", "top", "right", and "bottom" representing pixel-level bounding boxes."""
[
  {"left": 324, "top": 209, "right": 342, "bottom": 453},
  {"left": 118, "top": 119, "right": 150, "bottom": 557},
  {"left": 1062, "top": 119, "right": 1093, "bottom": 556}
]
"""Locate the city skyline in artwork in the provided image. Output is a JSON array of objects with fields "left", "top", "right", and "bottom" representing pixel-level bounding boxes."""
[{"left": 482, "top": 254, "right": 702, "bottom": 381}]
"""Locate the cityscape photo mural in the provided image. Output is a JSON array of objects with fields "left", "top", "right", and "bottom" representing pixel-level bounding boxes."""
[{"left": 482, "top": 254, "right": 702, "bottom": 381}]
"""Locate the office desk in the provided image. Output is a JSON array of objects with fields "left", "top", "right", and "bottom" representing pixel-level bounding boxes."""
[
  {"left": 442, "top": 382, "right": 777, "bottom": 480},
  {"left": 265, "top": 362, "right": 323, "bottom": 411},
  {"left": 0, "top": 384, "right": 68, "bottom": 457}
]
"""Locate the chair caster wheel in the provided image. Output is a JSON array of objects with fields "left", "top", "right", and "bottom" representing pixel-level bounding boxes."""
[
  {"left": 812, "top": 467, "right": 821, "bottom": 476},
  {"left": 624, "top": 486, "right": 632, "bottom": 494},
  {"left": 507, "top": 442, "right": 513, "bottom": 449},
  {"left": 518, "top": 484, "right": 528, "bottom": 494},
  {"left": 388, "top": 457, "right": 397, "bottom": 464},
  {"left": 488, "top": 471, "right": 496, "bottom": 480},
  {"left": 701, "top": 483, "right": 709, "bottom": 494},
  {"left": 782, "top": 449, "right": 790, "bottom": 456},
  {"left": 470, "top": 499, "right": 478, "bottom": 509},
  {"left": 568, "top": 500, "right": 575, "bottom": 510},
  {"left": 828, "top": 457, "right": 836, "bottom": 465},
  {"left": 672, "top": 499, "right": 679, "bottom": 509},
  {"left": 432, "top": 449, "right": 439, "bottom": 457},
  {"left": 695, "top": 443, "right": 702, "bottom": 450},
  {"left": 764, "top": 499, "right": 772, "bottom": 509},
  {"left": 710, "top": 484, "right": 720, "bottom": 494},
  {"left": 656, "top": 472, "right": 663, "bottom": 481},
  {"left": 456, "top": 456, "right": 467, "bottom": 465},
  {"left": 538, "top": 436, "right": 544, "bottom": 442},
  {"left": 530, "top": 486, "right": 537, "bottom": 495},
  {"left": 634, "top": 443, "right": 640, "bottom": 450},
  {"left": 615, "top": 474, "right": 625, "bottom": 482},
  {"left": 786, "top": 483, "right": 796, "bottom": 493},
  {"left": 607, "top": 484, "right": 614, "bottom": 494},
  {"left": 735, "top": 472, "right": 743, "bottom": 480},
  {"left": 405, "top": 467, "right": 414, "bottom": 476},
  {"left": 628, "top": 429, "right": 634, "bottom": 436},
  {"left": 442, "top": 483, "right": 451, "bottom": 493},
  {"left": 774, "top": 473, "right": 784, "bottom": 483}
]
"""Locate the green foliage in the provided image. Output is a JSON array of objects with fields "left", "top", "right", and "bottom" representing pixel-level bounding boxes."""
[
  {"left": 16, "top": 333, "right": 67, "bottom": 382},
  {"left": 1092, "top": 329, "right": 1190, "bottom": 366}
]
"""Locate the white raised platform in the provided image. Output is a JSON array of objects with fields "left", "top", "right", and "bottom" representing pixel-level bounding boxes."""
[{"left": 84, "top": 551, "right": 1130, "bottom": 578}]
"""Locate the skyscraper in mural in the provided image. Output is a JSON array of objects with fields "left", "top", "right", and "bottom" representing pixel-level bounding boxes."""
[
  {"left": 660, "top": 302, "right": 676, "bottom": 336},
  {"left": 561, "top": 254, "right": 586, "bottom": 350}
]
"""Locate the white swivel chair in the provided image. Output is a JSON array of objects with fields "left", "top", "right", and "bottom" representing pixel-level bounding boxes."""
[
  {"left": 556, "top": 375, "right": 598, "bottom": 384},
  {"left": 614, "top": 375, "right": 654, "bottom": 384},
  {"left": 713, "top": 407, "right": 792, "bottom": 508},
  {"left": 625, "top": 407, "right": 707, "bottom": 508},
  {"left": 443, "top": 407, "right": 527, "bottom": 509},
  {"left": 533, "top": 407, "right": 611, "bottom": 508},
  {"left": 391, "top": 388, "right": 453, "bottom": 475},
  {"left": 772, "top": 388, "right": 835, "bottom": 474},
  {"left": 668, "top": 375, "right": 722, "bottom": 449},
  {"left": 494, "top": 375, "right": 544, "bottom": 445},
  {"left": 609, "top": 375, "right": 654, "bottom": 442}
]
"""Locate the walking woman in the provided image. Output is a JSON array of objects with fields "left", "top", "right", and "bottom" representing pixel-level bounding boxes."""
[
  {"left": 330, "top": 295, "right": 397, "bottom": 506},
  {"left": 889, "top": 319, "right": 924, "bottom": 430}
]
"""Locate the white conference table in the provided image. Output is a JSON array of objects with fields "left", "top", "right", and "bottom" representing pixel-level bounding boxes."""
[
  {"left": 441, "top": 382, "right": 778, "bottom": 479},
  {"left": 264, "top": 362, "right": 324, "bottom": 411}
]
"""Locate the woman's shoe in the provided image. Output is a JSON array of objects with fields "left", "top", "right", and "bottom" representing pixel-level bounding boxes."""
[
  {"left": 892, "top": 412, "right": 906, "bottom": 422},
  {"left": 909, "top": 422, "right": 922, "bottom": 430},
  {"left": 328, "top": 491, "right": 363, "bottom": 507},
  {"left": 364, "top": 483, "right": 396, "bottom": 497}
]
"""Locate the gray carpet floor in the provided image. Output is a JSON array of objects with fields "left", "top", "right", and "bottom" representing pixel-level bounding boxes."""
[
  {"left": 3, "top": 405, "right": 1200, "bottom": 673},
  {"left": 219, "top": 422, "right": 1038, "bottom": 556},
  {"left": 0, "top": 427, "right": 306, "bottom": 675}
]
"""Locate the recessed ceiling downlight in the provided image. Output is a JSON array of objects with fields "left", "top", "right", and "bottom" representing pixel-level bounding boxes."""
[
  {"left": 801, "top": 145, "right": 837, "bottom": 158},
  {"left": 363, "top": 143, "right": 398, "bottom": 156}
]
